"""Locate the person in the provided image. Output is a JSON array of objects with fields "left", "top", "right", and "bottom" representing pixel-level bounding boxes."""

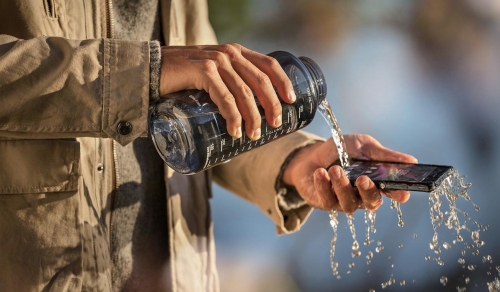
[{"left": 0, "top": 0, "right": 417, "bottom": 291}]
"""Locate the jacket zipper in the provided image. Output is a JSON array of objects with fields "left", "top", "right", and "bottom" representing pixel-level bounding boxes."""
[
  {"left": 106, "top": 0, "right": 115, "bottom": 38},
  {"left": 105, "top": 0, "right": 117, "bottom": 274}
]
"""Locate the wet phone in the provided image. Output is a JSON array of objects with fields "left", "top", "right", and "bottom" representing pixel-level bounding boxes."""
[{"left": 327, "top": 159, "right": 454, "bottom": 192}]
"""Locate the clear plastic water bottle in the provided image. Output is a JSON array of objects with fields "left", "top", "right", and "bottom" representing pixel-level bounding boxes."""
[{"left": 150, "top": 51, "right": 327, "bottom": 174}]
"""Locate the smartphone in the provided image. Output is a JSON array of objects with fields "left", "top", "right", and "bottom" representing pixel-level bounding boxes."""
[{"left": 327, "top": 159, "right": 454, "bottom": 192}]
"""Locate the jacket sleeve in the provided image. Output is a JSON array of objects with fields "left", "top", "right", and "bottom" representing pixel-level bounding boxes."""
[
  {"left": 0, "top": 34, "right": 151, "bottom": 146},
  {"left": 212, "top": 130, "right": 324, "bottom": 235}
]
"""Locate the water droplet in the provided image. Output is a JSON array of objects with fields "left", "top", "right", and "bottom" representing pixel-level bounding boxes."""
[
  {"left": 471, "top": 231, "right": 480, "bottom": 242},
  {"left": 487, "top": 278, "right": 500, "bottom": 292},
  {"left": 400, "top": 280, "right": 405, "bottom": 286},
  {"left": 349, "top": 262, "right": 355, "bottom": 269},
  {"left": 367, "top": 251, "right": 373, "bottom": 259},
  {"left": 399, "top": 244, "right": 403, "bottom": 248},
  {"left": 458, "top": 258, "right": 465, "bottom": 264},
  {"left": 468, "top": 265, "right": 475, "bottom": 271},
  {"left": 443, "top": 242, "right": 451, "bottom": 250},
  {"left": 369, "top": 289, "right": 375, "bottom": 292},
  {"left": 414, "top": 234, "right": 418, "bottom": 238},
  {"left": 456, "top": 286, "right": 466, "bottom": 292},
  {"left": 472, "top": 249, "right": 479, "bottom": 256},
  {"left": 462, "top": 250, "right": 466, "bottom": 256},
  {"left": 425, "top": 255, "right": 431, "bottom": 261},
  {"left": 465, "top": 277, "right": 470, "bottom": 284},
  {"left": 440, "top": 276, "right": 448, "bottom": 286}
]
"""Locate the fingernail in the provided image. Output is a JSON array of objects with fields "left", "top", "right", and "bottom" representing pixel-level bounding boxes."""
[
  {"left": 253, "top": 128, "right": 261, "bottom": 140},
  {"left": 331, "top": 167, "right": 341, "bottom": 180},
  {"left": 235, "top": 127, "right": 242, "bottom": 138},
  {"left": 288, "top": 90, "right": 296, "bottom": 102},
  {"left": 358, "top": 176, "right": 370, "bottom": 191},
  {"left": 274, "top": 115, "right": 282, "bottom": 127}
]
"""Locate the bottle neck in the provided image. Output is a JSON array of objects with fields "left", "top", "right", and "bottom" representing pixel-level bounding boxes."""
[{"left": 299, "top": 56, "right": 327, "bottom": 103}]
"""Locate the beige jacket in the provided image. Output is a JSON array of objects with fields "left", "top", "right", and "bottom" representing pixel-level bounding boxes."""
[{"left": 0, "top": 1, "right": 317, "bottom": 291}]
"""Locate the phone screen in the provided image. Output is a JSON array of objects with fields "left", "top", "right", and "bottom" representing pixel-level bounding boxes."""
[{"left": 345, "top": 161, "right": 437, "bottom": 183}]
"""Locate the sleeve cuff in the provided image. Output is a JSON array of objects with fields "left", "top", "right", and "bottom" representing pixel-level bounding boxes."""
[
  {"left": 274, "top": 140, "right": 319, "bottom": 235},
  {"left": 149, "top": 40, "right": 161, "bottom": 103},
  {"left": 101, "top": 39, "right": 150, "bottom": 146}
]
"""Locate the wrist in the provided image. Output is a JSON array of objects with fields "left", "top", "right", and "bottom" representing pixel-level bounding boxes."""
[{"left": 282, "top": 142, "right": 317, "bottom": 186}]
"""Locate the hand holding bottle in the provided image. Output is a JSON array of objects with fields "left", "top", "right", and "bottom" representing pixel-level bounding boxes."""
[
  {"left": 159, "top": 44, "right": 296, "bottom": 140},
  {"left": 282, "top": 134, "right": 418, "bottom": 213}
]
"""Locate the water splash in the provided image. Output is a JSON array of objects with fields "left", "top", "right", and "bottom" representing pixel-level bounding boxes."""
[
  {"left": 328, "top": 210, "right": 340, "bottom": 278},
  {"left": 318, "top": 100, "right": 349, "bottom": 168}
]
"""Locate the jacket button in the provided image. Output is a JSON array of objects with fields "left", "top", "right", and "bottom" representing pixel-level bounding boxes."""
[{"left": 117, "top": 121, "right": 133, "bottom": 135}]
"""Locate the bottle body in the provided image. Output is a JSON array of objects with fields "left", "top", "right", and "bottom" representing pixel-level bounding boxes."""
[{"left": 150, "top": 51, "right": 327, "bottom": 174}]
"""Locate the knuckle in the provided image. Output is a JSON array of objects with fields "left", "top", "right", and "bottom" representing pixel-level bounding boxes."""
[
  {"left": 221, "top": 43, "right": 240, "bottom": 59},
  {"left": 240, "top": 84, "right": 254, "bottom": 100},
  {"left": 256, "top": 72, "right": 272, "bottom": 87},
  {"left": 213, "top": 51, "right": 227, "bottom": 65},
  {"left": 263, "top": 55, "right": 280, "bottom": 68},
  {"left": 221, "top": 93, "right": 237, "bottom": 106},
  {"left": 201, "top": 60, "right": 218, "bottom": 74},
  {"left": 228, "top": 42, "right": 242, "bottom": 50}
]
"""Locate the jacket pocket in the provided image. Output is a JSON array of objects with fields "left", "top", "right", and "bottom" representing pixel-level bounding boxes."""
[
  {"left": 0, "top": 139, "right": 83, "bottom": 291},
  {"left": 0, "top": 139, "right": 80, "bottom": 194}
]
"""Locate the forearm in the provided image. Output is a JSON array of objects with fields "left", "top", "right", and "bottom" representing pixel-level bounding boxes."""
[{"left": 0, "top": 35, "right": 152, "bottom": 145}]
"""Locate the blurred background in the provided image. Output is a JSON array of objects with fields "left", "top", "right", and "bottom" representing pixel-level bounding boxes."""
[{"left": 207, "top": 0, "right": 500, "bottom": 291}]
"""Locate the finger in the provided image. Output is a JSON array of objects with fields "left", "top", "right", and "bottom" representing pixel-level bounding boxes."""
[
  {"left": 199, "top": 59, "right": 242, "bottom": 138},
  {"left": 356, "top": 176, "right": 383, "bottom": 212},
  {"left": 361, "top": 135, "right": 418, "bottom": 163},
  {"left": 328, "top": 165, "right": 360, "bottom": 214},
  {"left": 313, "top": 168, "right": 339, "bottom": 210},
  {"left": 383, "top": 190, "right": 411, "bottom": 203},
  {"left": 240, "top": 47, "right": 296, "bottom": 104},
  {"left": 231, "top": 57, "right": 283, "bottom": 128},
  {"left": 210, "top": 44, "right": 282, "bottom": 129},
  {"left": 207, "top": 50, "right": 262, "bottom": 140}
]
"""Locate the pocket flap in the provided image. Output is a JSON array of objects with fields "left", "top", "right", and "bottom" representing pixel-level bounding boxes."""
[{"left": 0, "top": 140, "right": 80, "bottom": 194}]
